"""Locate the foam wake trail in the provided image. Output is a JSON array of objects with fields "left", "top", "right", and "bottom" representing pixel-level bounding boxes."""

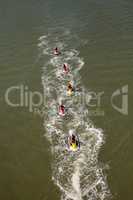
[{"left": 38, "top": 30, "right": 110, "bottom": 200}]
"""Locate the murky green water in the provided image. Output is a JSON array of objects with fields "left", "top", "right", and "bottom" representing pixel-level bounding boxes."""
[{"left": 0, "top": 0, "right": 133, "bottom": 199}]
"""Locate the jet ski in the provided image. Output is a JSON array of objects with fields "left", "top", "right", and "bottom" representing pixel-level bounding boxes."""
[
  {"left": 58, "top": 105, "right": 65, "bottom": 116},
  {"left": 67, "top": 89, "right": 73, "bottom": 96},
  {"left": 53, "top": 47, "right": 60, "bottom": 56},
  {"left": 63, "top": 63, "right": 69, "bottom": 74},
  {"left": 67, "top": 82, "right": 74, "bottom": 96},
  {"left": 66, "top": 130, "right": 80, "bottom": 152}
]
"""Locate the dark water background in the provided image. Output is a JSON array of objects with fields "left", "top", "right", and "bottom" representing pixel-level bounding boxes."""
[{"left": 0, "top": 0, "right": 133, "bottom": 199}]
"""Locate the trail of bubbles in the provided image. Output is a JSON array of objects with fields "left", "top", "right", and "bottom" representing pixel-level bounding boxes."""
[{"left": 38, "top": 31, "right": 110, "bottom": 200}]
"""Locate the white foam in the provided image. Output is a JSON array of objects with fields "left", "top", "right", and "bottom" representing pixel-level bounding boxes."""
[{"left": 38, "top": 32, "right": 110, "bottom": 200}]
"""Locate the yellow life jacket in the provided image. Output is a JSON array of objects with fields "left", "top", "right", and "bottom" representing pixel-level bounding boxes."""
[{"left": 71, "top": 143, "right": 77, "bottom": 150}]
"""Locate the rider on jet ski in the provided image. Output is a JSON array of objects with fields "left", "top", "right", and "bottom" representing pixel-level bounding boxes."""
[
  {"left": 67, "top": 130, "right": 80, "bottom": 151},
  {"left": 70, "top": 134, "right": 75, "bottom": 145},
  {"left": 63, "top": 63, "right": 69, "bottom": 74},
  {"left": 53, "top": 47, "right": 60, "bottom": 55},
  {"left": 67, "top": 81, "right": 74, "bottom": 92},
  {"left": 59, "top": 104, "right": 65, "bottom": 116}
]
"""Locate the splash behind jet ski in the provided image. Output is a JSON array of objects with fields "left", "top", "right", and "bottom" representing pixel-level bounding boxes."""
[{"left": 66, "top": 130, "right": 80, "bottom": 152}]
